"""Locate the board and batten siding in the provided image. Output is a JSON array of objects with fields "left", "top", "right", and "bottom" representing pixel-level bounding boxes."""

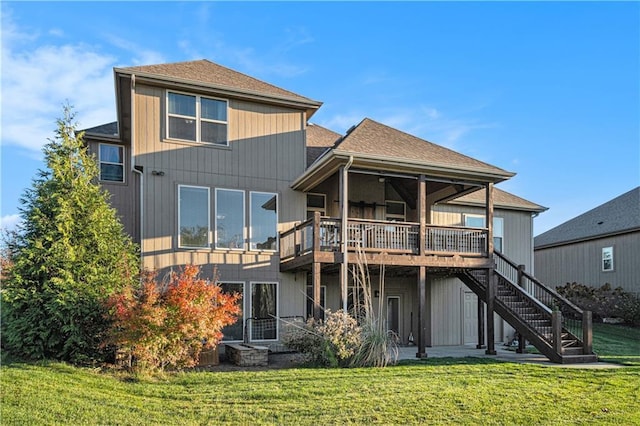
[
  {"left": 534, "top": 231, "right": 639, "bottom": 295},
  {"left": 131, "top": 83, "right": 308, "bottom": 319},
  {"left": 428, "top": 203, "right": 536, "bottom": 345}
]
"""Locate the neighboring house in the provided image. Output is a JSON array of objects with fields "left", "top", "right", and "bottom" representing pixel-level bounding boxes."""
[
  {"left": 534, "top": 187, "right": 640, "bottom": 296},
  {"left": 85, "top": 59, "right": 595, "bottom": 363}
]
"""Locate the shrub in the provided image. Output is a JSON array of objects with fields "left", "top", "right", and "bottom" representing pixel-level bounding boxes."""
[
  {"left": 283, "top": 310, "right": 361, "bottom": 367},
  {"left": 105, "top": 265, "right": 241, "bottom": 372},
  {"left": 556, "top": 282, "right": 640, "bottom": 326}
]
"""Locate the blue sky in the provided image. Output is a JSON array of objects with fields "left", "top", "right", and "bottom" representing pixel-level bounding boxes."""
[{"left": 1, "top": 2, "right": 638, "bottom": 236}]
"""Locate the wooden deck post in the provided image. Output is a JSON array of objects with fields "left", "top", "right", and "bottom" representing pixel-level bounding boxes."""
[
  {"left": 476, "top": 299, "right": 485, "bottom": 349},
  {"left": 416, "top": 266, "right": 428, "bottom": 358},
  {"left": 485, "top": 267, "right": 497, "bottom": 355},
  {"left": 485, "top": 183, "right": 494, "bottom": 256},
  {"left": 418, "top": 175, "right": 426, "bottom": 256},
  {"left": 582, "top": 310, "right": 593, "bottom": 355},
  {"left": 340, "top": 165, "right": 349, "bottom": 311},
  {"left": 312, "top": 261, "right": 321, "bottom": 321},
  {"left": 552, "top": 310, "right": 563, "bottom": 355}
]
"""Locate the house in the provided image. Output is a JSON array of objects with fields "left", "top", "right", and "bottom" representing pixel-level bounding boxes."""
[
  {"left": 534, "top": 186, "right": 640, "bottom": 296},
  {"left": 84, "top": 59, "right": 596, "bottom": 363}
]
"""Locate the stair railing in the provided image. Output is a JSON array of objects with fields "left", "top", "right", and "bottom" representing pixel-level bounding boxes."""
[{"left": 494, "top": 252, "right": 592, "bottom": 354}]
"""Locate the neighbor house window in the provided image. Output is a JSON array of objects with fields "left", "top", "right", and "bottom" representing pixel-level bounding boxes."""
[
  {"left": 250, "top": 192, "right": 278, "bottom": 251},
  {"left": 250, "top": 282, "right": 278, "bottom": 341},
  {"left": 99, "top": 144, "right": 124, "bottom": 182},
  {"left": 464, "top": 214, "right": 504, "bottom": 252},
  {"left": 215, "top": 189, "right": 245, "bottom": 250},
  {"left": 386, "top": 200, "right": 406, "bottom": 221},
  {"left": 220, "top": 282, "right": 244, "bottom": 341},
  {"left": 306, "top": 284, "right": 326, "bottom": 321},
  {"left": 602, "top": 247, "right": 614, "bottom": 271},
  {"left": 167, "top": 91, "right": 228, "bottom": 145},
  {"left": 306, "top": 193, "right": 326, "bottom": 219},
  {"left": 178, "top": 185, "right": 210, "bottom": 248}
]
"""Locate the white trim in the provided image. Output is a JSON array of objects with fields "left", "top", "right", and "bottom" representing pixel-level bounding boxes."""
[
  {"left": 249, "top": 281, "right": 279, "bottom": 342},
  {"left": 214, "top": 188, "right": 245, "bottom": 251},
  {"left": 98, "top": 143, "right": 125, "bottom": 183},
  {"left": 177, "top": 184, "right": 210, "bottom": 249},
  {"left": 249, "top": 191, "right": 279, "bottom": 252},
  {"left": 166, "top": 90, "right": 229, "bottom": 145}
]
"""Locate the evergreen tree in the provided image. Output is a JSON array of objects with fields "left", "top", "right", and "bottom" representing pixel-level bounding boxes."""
[{"left": 2, "top": 106, "right": 139, "bottom": 363}]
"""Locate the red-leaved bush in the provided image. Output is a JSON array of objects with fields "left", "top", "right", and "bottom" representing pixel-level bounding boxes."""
[{"left": 105, "top": 265, "right": 241, "bottom": 371}]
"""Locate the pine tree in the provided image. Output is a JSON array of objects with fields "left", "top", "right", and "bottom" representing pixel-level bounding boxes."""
[{"left": 2, "top": 106, "right": 139, "bottom": 363}]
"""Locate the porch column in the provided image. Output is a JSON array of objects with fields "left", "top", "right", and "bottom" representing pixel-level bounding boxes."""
[
  {"left": 418, "top": 175, "right": 427, "bottom": 256},
  {"left": 485, "top": 183, "right": 494, "bottom": 256},
  {"left": 416, "top": 266, "right": 428, "bottom": 358},
  {"left": 476, "top": 299, "right": 485, "bottom": 349},
  {"left": 312, "top": 261, "right": 322, "bottom": 321},
  {"left": 339, "top": 164, "right": 350, "bottom": 311},
  {"left": 485, "top": 267, "right": 497, "bottom": 355}
]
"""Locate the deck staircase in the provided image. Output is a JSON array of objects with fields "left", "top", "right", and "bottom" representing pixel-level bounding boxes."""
[{"left": 457, "top": 252, "right": 597, "bottom": 364}]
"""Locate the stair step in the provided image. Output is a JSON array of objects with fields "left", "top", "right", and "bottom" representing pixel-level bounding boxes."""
[
  {"left": 562, "top": 347, "right": 585, "bottom": 356},
  {"left": 558, "top": 354, "right": 598, "bottom": 364}
]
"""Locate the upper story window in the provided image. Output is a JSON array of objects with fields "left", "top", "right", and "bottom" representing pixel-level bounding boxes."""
[
  {"left": 385, "top": 200, "right": 406, "bottom": 221},
  {"left": 167, "top": 91, "right": 228, "bottom": 145},
  {"left": 178, "top": 185, "right": 210, "bottom": 248},
  {"left": 464, "top": 214, "right": 504, "bottom": 252},
  {"left": 602, "top": 246, "right": 614, "bottom": 271},
  {"left": 99, "top": 144, "right": 124, "bottom": 182}
]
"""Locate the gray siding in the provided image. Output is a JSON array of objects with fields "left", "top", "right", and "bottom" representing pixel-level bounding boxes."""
[{"left": 534, "top": 231, "right": 639, "bottom": 295}]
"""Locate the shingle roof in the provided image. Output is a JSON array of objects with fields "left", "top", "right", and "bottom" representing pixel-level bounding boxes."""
[
  {"left": 306, "top": 123, "right": 341, "bottom": 166},
  {"left": 82, "top": 121, "right": 119, "bottom": 137},
  {"left": 118, "top": 59, "right": 320, "bottom": 106},
  {"left": 450, "top": 187, "right": 547, "bottom": 212},
  {"left": 534, "top": 186, "right": 640, "bottom": 248},
  {"left": 334, "top": 118, "right": 513, "bottom": 178}
]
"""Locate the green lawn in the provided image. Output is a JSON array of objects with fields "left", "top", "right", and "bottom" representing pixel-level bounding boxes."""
[{"left": 1, "top": 324, "right": 639, "bottom": 425}]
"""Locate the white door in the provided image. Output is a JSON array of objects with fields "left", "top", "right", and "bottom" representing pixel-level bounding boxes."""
[{"left": 462, "top": 290, "right": 478, "bottom": 345}]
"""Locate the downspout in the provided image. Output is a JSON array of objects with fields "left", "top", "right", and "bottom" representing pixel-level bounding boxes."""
[
  {"left": 129, "top": 74, "right": 144, "bottom": 266},
  {"left": 341, "top": 155, "right": 354, "bottom": 311}
]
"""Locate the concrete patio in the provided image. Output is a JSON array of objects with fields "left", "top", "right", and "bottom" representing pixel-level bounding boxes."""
[{"left": 396, "top": 344, "right": 622, "bottom": 369}]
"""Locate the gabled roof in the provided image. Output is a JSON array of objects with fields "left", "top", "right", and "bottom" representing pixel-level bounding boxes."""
[
  {"left": 292, "top": 118, "right": 515, "bottom": 191},
  {"left": 334, "top": 118, "right": 513, "bottom": 179},
  {"left": 306, "top": 123, "right": 341, "bottom": 166},
  {"left": 116, "top": 59, "right": 322, "bottom": 116},
  {"left": 449, "top": 187, "right": 547, "bottom": 213},
  {"left": 534, "top": 186, "right": 640, "bottom": 249}
]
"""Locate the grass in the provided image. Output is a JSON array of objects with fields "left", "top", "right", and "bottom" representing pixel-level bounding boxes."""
[
  {"left": 1, "top": 324, "right": 638, "bottom": 425},
  {"left": 592, "top": 322, "right": 640, "bottom": 366}
]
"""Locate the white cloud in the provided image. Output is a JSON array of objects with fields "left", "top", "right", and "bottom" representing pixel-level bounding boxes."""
[{"left": 0, "top": 214, "right": 21, "bottom": 233}]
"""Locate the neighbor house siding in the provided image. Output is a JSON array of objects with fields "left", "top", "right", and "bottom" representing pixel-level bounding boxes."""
[{"left": 534, "top": 231, "right": 639, "bottom": 295}]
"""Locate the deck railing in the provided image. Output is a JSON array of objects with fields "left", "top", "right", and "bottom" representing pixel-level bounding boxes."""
[{"left": 280, "top": 215, "right": 489, "bottom": 260}]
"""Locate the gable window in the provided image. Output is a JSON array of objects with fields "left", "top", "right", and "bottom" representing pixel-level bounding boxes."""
[
  {"left": 220, "top": 282, "right": 244, "bottom": 341},
  {"left": 250, "top": 282, "right": 278, "bottom": 341},
  {"left": 464, "top": 214, "right": 504, "bottom": 253},
  {"left": 99, "top": 144, "right": 124, "bottom": 182},
  {"left": 602, "top": 247, "right": 614, "bottom": 271},
  {"left": 250, "top": 192, "right": 278, "bottom": 251},
  {"left": 306, "top": 193, "right": 326, "bottom": 219},
  {"left": 386, "top": 200, "right": 406, "bottom": 221},
  {"left": 215, "top": 189, "right": 245, "bottom": 250},
  {"left": 167, "top": 91, "right": 228, "bottom": 145},
  {"left": 178, "top": 185, "right": 210, "bottom": 248}
]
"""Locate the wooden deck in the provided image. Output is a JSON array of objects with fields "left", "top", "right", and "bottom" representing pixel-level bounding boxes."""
[{"left": 279, "top": 215, "right": 493, "bottom": 271}]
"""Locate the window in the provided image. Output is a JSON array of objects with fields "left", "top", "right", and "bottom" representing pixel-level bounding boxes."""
[
  {"left": 167, "top": 91, "right": 228, "bottom": 145},
  {"left": 602, "top": 247, "right": 614, "bottom": 271},
  {"left": 99, "top": 144, "right": 124, "bottom": 182},
  {"left": 306, "top": 284, "right": 326, "bottom": 320},
  {"left": 250, "top": 192, "right": 278, "bottom": 251},
  {"left": 386, "top": 200, "right": 406, "bottom": 221},
  {"left": 306, "top": 193, "right": 326, "bottom": 219},
  {"left": 215, "top": 189, "right": 245, "bottom": 250},
  {"left": 178, "top": 185, "right": 209, "bottom": 248},
  {"left": 220, "top": 282, "right": 244, "bottom": 341},
  {"left": 250, "top": 282, "right": 278, "bottom": 341},
  {"left": 464, "top": 214, "right": 504, "bottom": 252}
]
